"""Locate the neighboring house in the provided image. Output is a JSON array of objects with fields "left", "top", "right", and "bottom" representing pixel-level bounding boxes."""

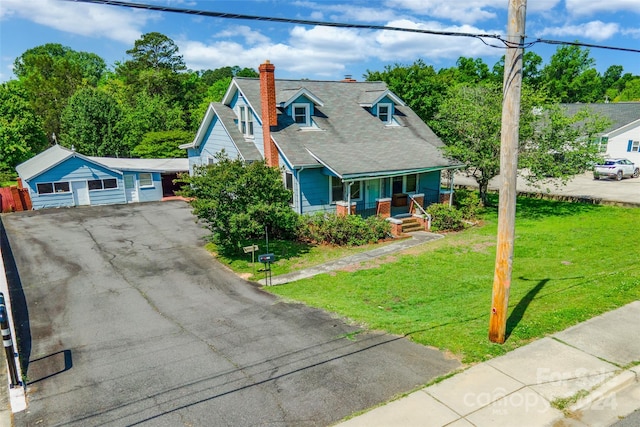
[
  {"left": 16, "top": 144, "right": 188, "bottom": 210},
  {"left": 562, "top": 102, "right": 640, "bottom": 160},
  {"left": 181, "top": 61, "right": 462, "bottom": 220}
]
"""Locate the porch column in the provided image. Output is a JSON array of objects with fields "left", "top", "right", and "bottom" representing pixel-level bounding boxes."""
[
  {"left": 375, "top": 198, "right": 391, "bottom": 218},
  {"left": 336, "top": 201, "right": 356, "bottom": 216}
]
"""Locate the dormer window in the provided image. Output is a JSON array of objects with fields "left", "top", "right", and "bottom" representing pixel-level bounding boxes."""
[
  {"left": 238, "top": 105, "right": 254, "bottom": 137},
  {"left": 377, "top": 103, "right": 392, "bottom": 124},
  {"left": 293, "top": 103, "right": 310, "bottom": 127}
]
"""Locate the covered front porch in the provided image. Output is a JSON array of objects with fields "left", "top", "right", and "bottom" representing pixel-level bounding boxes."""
[{"left": 331, "top": 169, "right": 457, "bottom": 235}]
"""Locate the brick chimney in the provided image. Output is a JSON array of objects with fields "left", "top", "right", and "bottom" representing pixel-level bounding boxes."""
[{"left": 259, "top": 60, "right": 279, "bottom": 167}]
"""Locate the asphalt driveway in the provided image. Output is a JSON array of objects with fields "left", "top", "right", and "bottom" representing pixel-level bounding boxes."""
[{"left": 1, "top": 201, "right": 459, "bottom": 426}]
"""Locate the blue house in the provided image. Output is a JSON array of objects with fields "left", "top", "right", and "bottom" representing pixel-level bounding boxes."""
[
  {"left": 16, "top": 145, "right": 188, "bottom": 210},
  {"left": 181, "top": 61, "right": 462, "bottom": 220}
]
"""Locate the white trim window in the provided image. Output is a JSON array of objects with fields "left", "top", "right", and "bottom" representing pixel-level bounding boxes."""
[
  {"left": 238, "top": 105, "right": 254, "bottom": 137},
  {"left": 391, "top": 174, "right": 418, "bottom": 194},
  {"left": 139, "top": 173, "right": 153, "bottom": 188},
  {"left": 329, "top": 177, "right": 362, "bottom": 203},
  {"left": 88, "top": 178, "right": 118, "bottom": 191},
  {"left": 377, "top": 103, "right": 392, "bottom": 124},
  {"left": 350, "top": 181, "right": 362, "bottom": 201},
  {"left": 37, "top": 181, "right": 71, "bottom": 195},
  {"left": 292, "top": 103, "right": 311, "bottom": 127}
]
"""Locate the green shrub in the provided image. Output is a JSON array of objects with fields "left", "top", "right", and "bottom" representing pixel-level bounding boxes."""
[
  {"left": 453, "top": 188, "right": 482, "bottom": 220},
  {"left": 178, "top": 153, "right": 299, "bottom": 255},
  {"left": 426, "top": 203, "right": 465, "bottom": 231},
  {"left": 299, "top": 213, "right": 391, "bottom": 246}
]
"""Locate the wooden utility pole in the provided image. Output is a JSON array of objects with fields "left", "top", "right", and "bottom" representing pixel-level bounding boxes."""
[{"left": 489, "top": 0, "right": 527, "bottom": 344}]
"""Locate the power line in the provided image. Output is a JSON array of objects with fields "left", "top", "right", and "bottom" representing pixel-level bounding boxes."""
[{"left": 62, "top": 0, "right": 640, "bottom": 55}]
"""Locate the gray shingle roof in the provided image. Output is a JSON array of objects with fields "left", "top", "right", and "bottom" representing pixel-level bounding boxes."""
[
  {"left": 16, "top": 144, "right": 188, "bottom": 181},
  {"left": 16, "top": 144, "right": 94, "bottom": 181},
  {"left": 91, "top": 157, "right": 188, "bottom": 173},
  {"left": 185, "top": 102, "right": 262, "bottom": 162},
  {"left": 234, "top": 78, "right": 459, "bottom": 178},
  {"left": 561, "top": 102, "right": 640, "bottom": 134},
  {"left": 211, "top": 103, "right": 262, "bottom": 162}
]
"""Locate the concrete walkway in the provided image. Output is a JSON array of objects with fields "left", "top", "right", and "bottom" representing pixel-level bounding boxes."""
[
  {"left": 335, "top": 301, "right": 640, "bottom": 427},
  {"left": 268, "top": 231, "right": 444, "bottom": 285}
]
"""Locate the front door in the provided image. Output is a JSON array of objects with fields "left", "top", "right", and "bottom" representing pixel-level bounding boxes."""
[
  {"left": 72, "top": 181, "right": 90, "bottom": 206},
  {"left": 124, "top": 174, "right": 138, "bottom": 203}
]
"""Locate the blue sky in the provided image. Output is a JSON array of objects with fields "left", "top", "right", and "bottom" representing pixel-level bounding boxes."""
[{"left": 1, "top": 0, "right": 639, "bottom": 83}]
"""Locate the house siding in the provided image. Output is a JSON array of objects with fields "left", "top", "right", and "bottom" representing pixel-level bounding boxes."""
[
  {"left": 137, "top": 172, "right": 163, "bottom": 202},
  {"left": 418, "top": 172, "right": 442, "bottom": 205},
  {"left": 605, "top": 125, "right": 640, "bottom": 161},
  {"left": 196, "top": 115, "right": 240, "bottom": 165},
  {"left": 298, "top": 168, "right": 332, "bottom": 214},
  {"left": 27, "top": 156, "right": 125, "bottom": 210}
]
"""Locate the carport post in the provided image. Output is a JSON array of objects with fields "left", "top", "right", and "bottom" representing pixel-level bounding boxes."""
[{"left": 0, "top": 293, "right": 20, "bottom": 387}]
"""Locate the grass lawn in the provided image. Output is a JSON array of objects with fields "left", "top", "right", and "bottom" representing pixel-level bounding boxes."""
[
  {"left": 210, "top": 238, "right": 400, "bottom": 280},
  {"left": 265, "top": 197, "right": 640, "bottom": 364}
]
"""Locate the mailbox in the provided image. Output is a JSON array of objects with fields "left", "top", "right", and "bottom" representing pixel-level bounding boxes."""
[{"left": 258, "top": 253, "right": 275, "bottom": 263}]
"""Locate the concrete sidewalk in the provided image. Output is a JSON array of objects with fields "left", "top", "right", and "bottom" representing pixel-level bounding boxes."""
[
  {"left": 268, "top": 231, "right": 444, "bottom": 286},
  {"left": 335, "top": 301, "right": 640, "bottom": 427}
]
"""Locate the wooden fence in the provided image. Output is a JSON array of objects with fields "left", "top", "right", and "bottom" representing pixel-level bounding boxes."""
[{"left": 0, "top": 186, "right": 31, "bottom": 213}]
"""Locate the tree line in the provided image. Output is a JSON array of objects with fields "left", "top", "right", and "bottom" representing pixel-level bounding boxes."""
[{"left": 1, "top": 31, "right": 639, "bottom": 187}]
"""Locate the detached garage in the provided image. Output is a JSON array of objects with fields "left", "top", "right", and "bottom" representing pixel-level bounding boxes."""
[{"left": 16, "top": 145, "right": 188, "bottom": 210}]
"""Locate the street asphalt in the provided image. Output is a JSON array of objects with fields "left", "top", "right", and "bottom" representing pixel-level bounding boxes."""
[
  {"left": 454, "top": 171, "right": 640, "bottom": 206},
  {"left": 0, "top": 201, "right": 459, "bottom": 426}
]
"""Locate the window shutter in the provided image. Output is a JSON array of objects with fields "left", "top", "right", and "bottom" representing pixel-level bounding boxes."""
[{"left": 628, "top": 140, "right": 633, "bottom": 152}]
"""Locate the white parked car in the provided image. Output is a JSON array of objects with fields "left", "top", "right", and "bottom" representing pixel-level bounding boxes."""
[{"left": 593, "top": 158, "right": 640, "bottom": 180}]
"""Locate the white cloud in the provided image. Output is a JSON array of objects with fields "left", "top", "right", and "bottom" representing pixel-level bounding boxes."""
[
  {"left": 566, "top": 0, "right": 640, "bottom": 16},
  {"left": 0, "top": 0, "right": 147, "bottom": 44},
  {"left": 293, "top": 1, "right": 399, "bottom": 23},
  {"left": 536, "top": 21, "right": 620, "bottom": 42},
  {"left": 621, "top": 28, "right": 640, "bottom": 39},
  {"left": 374, "top": 19, "right": 503, "bottom": 63},
  {"left": 180, "top": 25, "right": 372, "bottom": 77},
  {"left": 385, "top": 0, "right": 561, "bottom": 23},
  {"left": 214, "top": 25, "right": 270, "bottom": 46}
]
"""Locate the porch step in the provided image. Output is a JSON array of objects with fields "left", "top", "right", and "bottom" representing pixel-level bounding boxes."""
[{"left": 400, "top": 216, "right": 424, "bottom": 233}]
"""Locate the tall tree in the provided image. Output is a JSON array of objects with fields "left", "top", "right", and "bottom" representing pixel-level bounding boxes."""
[
  {"left": 0, "top": 81, "right": 48, "bottom": 171},
  {"left": 615, "top": 77, "right": 640, "bottom": 101},
  {"left": 116, "top": 32, "right": 186, "bottom": 101},
  {"left": 124, "top": 32, "right": 186, "bottom": 72},
  {"left": 131, "top": 130, "right": 189, "bottom": 158},
  {"left": 540, "top": 45, "right": 602, "bottom": 102},
  {"left": 365, "top": 60, "right": 448, "bottom": 122},
  {"left": 12, "top": 44, "right": 106, "bottom": 141},
  {"left": 431, "top": 84, "right": 504, "bottom": 204},
  {"left": 492, "top": 51, "right": 543, "bottom": 88},
  {"left": 60, "top": 87, "right": 123, "bottom": 157},
  {"left": 432, "top": 83, "right": 608, "bottom": 205},
  {"left": 117, "top": 92, "right": 187, "bottom": 154}
]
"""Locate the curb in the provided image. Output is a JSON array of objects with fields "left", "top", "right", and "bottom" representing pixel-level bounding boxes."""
[
  {"left": 568, "top": 369, "right": 638, "bottom": 415},
  {"left": 0, "top": 349, "right": 13, "bottom": 427}
]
